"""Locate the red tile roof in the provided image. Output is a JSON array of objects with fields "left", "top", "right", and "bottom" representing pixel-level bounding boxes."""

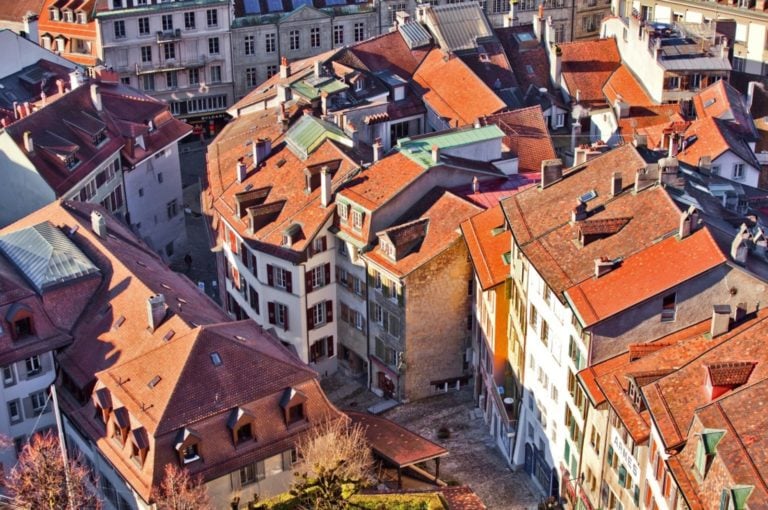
[
  {"left": 643, "top": 309, "right": 768, "bottom": 449},
  {"left": 559, "top": 38, "right": 621, "bottom": 108},
  {"left": 616, "top": 104, "right": 682, "bottom": 142},
  {"left": 602, "top": 64, "right": 653, "bottom": 107},
  {"left": 496, "top": 27, "right": 551, "bottom": 93},
  {"left": 458, "top": 40, "right": 518, "bottom": 91},
  {"left": 693, "top": 79, "right": 757, "bottom": 139},
  {"left": 206, "top": 109, "right": 359, "bottom": 256},
  {"left": 364, "top": 188, "right": 481, "bottom": 278},
  {"left": 339, "top": 30, "right": 431, "bottom": 79},
  {"left": 461, "top": 204, "right": 511, "bottom": 291},
  {"left": 413, "top": 49, "right": 506, "bottom": 127},
  {"left": 480, "top": 106, "right": 557, "bottom": 174},
  {"left": 38, "top": 0, "right": 99, "bottom": 66},
  {"left": 0, "top": 0, "right": 45, "bottom": 22},
  {"left": 565, "top": 228, "right": 726, "bottom": 327},
  {"left": 501, "top": 144, "right": 682, "bottom": 299}
]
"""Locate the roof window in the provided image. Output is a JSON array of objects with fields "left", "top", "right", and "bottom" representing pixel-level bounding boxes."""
[{"left": 210, "top": 352, "right": 222, "bottom": 366}]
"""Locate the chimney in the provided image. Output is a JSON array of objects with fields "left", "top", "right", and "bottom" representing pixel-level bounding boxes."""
[
  {"left": 698, "top": 155, "right": 712, "bottom": 175},
  {"left": 570, "top": 122, "right": 581, "bottom": 152},
  {"left": 373, "top": 138, "right": 383, "bottom": 162},
  {"left": 541, "top": 159, "right": 564, "bottom": 188},
  {"left": 69, "top": 68, "right": 83, "bottom": 90},
  {"left": 91, "top": 210, "right": 106, "bottom": 237},
  {"left": 710, "top": 305, "right": 731, "bottom": 337},
  {"left": 90, "top": 84, "right": 102, "bottom": 112},
  {"left": 472, "top": 176, "right": 480, "bottom": 193},
  {"left": 634, "top": 164, "right": 658, "bottom": 192},
  {"left": 346, "top": 121, "right": 358, "bottom": 146},
  {"left": 679, "top": 205, "right": 699, "bottom": 239},
  {"left": 573, "top": 145, "right": 588, "bottom": 166},
  {"left": 594, "top": 257, "right": 615, "bottom": 278},
  {"left": 747, "top": 81, "right": 758, "bottom": 112},
  {"left": 610, "top": 172, "right": 622, "bottom": 196},
  {"left": 280, "top": 56, "right": 291, "bottom": 79},
  {"left": 22, "top": 131, "right": 33, "bottom": 153},
  {"left": 252, "top": 138, "right": 272, "bottom": 167},
  {"left": 572, "top": 198, "right": 587, "bottom": 222},
  {"left": 668, "top": 133, "right": 679, "bottom": 158},
  {"left": 236, "top": 158, "right": 247, "bottom": 183},
  {"left": 633, "top": 133, "right": 647, "bottom": 148},
  {"left": 720, "top": 37, "right": 729, "bottom": 59},
  {"left": 431, "top": 145, "right": 440, "bottom": 164},
  {"left": 23, "top": 102, "right": 31, "bottom": 116},
  {"left": 56, "top": 79, "right": 65, "bottom": 96},
  {"left": 504, "top": 0, "right": 516, "bottom": 27},
  {"left": 147, "top": 294, "right": 167, "bottom": 332},
  {"left": 40, "top": 91, "right": 47, "bottom": 106},
  {"left": 534, "top": 4, "right": 546, "bottom": 42},
  {"left": 276, "top": 83, "right": 290, "bottom": 103},
  {"left": 730, "top": 223, "right": 751, "bottom": 265},
  {"left": 614, "top": 99, "right": 630, "bottom": 119},
  {"left": 321, "top": 91, "right": 329, "bottom": 115},
  {"left": 550, "top": 44, "right": 562, "bottom": 88},
  {"left": 320, "top": 166, "right": 332, "bottom": 207},
  {"left": 314, "top": 60, "right": 322, "bottom": 79},
  {"left": 12, "top": 101, "right": 18, "bottom": 119}
]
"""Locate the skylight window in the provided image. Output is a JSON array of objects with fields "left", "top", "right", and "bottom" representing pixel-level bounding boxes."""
[
  {"left": 579, "top": 189, "right": 598, "bottom": 203},
  {"left": 210, "top": 352, "right": 222, "bottom": 366},
  {"left": 526, "top": 65, "right": 534, "bottom": 74},
  {"left": 147, "top": 375, "right": 161, "bottom": 388}
]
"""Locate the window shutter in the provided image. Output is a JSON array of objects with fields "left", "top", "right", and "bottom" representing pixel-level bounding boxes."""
[
  {"left": 284, "top": 308, "right": 289, "bottom": 331},
  {"left": 324, "top": 263, "right": 331, "bottom": 284},
  {"left": 285, "top": 271, "right": 293, "bottom": 293},
  {"left": 398, "top": 286, "right": 404, "bottom": 306},
  {"left": 281, "top": 450, "right": 292, "bottom": 471},
  {"left": 326, "top": 300, "right": 333, "bottom": 323},
  {"left": 321, "top": 236, "right": 327, "bottom": 251},
  {"left": 307, "top": 307, "right": 315, "bottom": 331},
  {"left": 267, "top": 264, "right": 274, "bottom": 286},
  {"left": 326, "top": 336, "right": 334, "bottom": 357},
  {"left": 309, "top": 341, "right": 318, "bottom": 363},
  {"left": 268, "top": 302, "right": 276, "bottom": 324},
  {"left": 256, "top": 461, "right": 265, "bottom": 481},
  {"left": 251, "top": 253, "right": 257, "bottom": 277},
  {"left": 240, "top": 242, "right": 248, "bottom": 265},
  {"left": 305, "top": 270, "right": 314, "bottom": 293}
]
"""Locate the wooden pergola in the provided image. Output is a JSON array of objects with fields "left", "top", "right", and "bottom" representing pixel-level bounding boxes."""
[{"left": 348, "top": 411, "right": 448, "bottom": 488}]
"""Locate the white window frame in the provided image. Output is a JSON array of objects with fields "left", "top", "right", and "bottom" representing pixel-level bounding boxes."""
[
  {"left": 311, "top": 266, "right": 325, "bottom": 288},
  {"left": 25, "top": 356, "right": 41, "bottom": 376},
  {"left": 733, "top": 163, "right": 745, "bottom": 180},
  {"left": 312, "top": 302, "right": 326, "bottom": 326}
]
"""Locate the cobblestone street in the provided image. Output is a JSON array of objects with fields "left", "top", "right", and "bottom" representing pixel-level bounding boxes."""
[{"left": 322, "top": 374, "right": 541, "bottom": 510}]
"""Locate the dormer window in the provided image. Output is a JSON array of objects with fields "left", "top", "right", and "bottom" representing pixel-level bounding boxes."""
[
  {"left": 228, "top": 408, "right": 256, "bottom": 446},
  {"left": 64, "top": 10, "right": 73, "bottom": 22},
  {"left": 77, "top": 11, "right": 87, "bottom": 24},
  {"left": 111, "top": 407, "right": 130, "bottom": 447},
  {"left": 50, "top": 8, "right": 60, "bottom": 21},
  {"left": 182, "top": 444, "right": 199, "bottom": 462},
  {"left": 92, "top": 130, "right": 107, "bottom": 146},
  {"left": 280, "top": 387, "right": 307, "bottom": 427},
  {"left": 130, "top": 428, "right": 149, "bottom": 468},
  {"left": 93, "top": 388, "right": 112, "bottom": 426},
  {"left": 63, "top": 154, "right": 80, "bottom": 170},
  {"left": 337, "top": 202, "right": 349, "bottom": 222},
  {"left": 352, "top": 209, "right": 364, "bottom": 231},
  {"left": 381, "top": 240, "right": 395, "bottom": 260},
  {"left": 355, "top": 78, "right": 364, "bottom": 92},
  {"left": 174, "top": 428, "right": 201, "bottom": 464},
  {"left": 693, "top": 429, "right": 725, "bottom": 480},
  {"left": 13, "top": 317, "right": 33, "bottom": 339}
]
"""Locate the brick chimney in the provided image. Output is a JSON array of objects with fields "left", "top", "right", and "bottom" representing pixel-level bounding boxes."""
[
  {"left": 314, "top": 60, "right": 322, "bottom": 79},
  {"left": 472, "top": 176, "right": 480, "bottom": 193},
  {"left": 321, "top": 91, "right": 329, "bottom": 115},
  {"left": 280, "top": 56, "right": 291, "bottom": 79},
  {"left": 572, "top": 198, "right": 587, "bottom": 222},
  {"left": 730, "top": 223, "right": 751, "bottom": 265},
  {"left": 678, "top": 205, "right": 699, "bottom": 239}
]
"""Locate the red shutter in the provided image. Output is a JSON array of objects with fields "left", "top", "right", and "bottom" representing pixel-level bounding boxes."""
[
  {"left": 305, "top": 270, "right": 314, "bottom": 293},
  {"left": 325, "top": 300, "right": 333, "bottom": 323},
  {"left": 324, "top": 263, "right": 331, "bottom": 284},
  {"left": 285, "top": 271, "right": 293, "bottom": 294},
  {"left": 229, "top": 230, "right": 238, "bottom": 253},
  {"left": 307, "top": 306, "right": 315, "bottom": 331},
  {"left": 266, "top": 264, "right": 274, "bottom": 286},
  {"left": 326, "top": 336, "right": 334, "bottom": 358},
  {"left": 321, "top": 236, "right": 327, "bottom": 251},
  {"left": 268, "top": 302, "right": 276, "bottom": 324}
]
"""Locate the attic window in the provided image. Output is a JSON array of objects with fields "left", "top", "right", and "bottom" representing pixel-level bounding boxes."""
[
  {"left": 526, "top": 65, "right": 535, "bottom": 74},
  {"left": 661, "top": 292, "right": 676, "bottom": 322},
  {"left": 693, "top": 429, "right": 725, "bottom": 480},
  {"left": 210, "top": 352, "right": 222, "bottom": 366},
  {"left": 381, "top": 240, "right": 395, "bottom": 260},
  {"left": 93, "top": 130, "right": 107, "bottom": 146},
  {"left": 337, "top": 202, "right": 349, "bottom": 222},
  {"left": 704, "top": 98, "right": 716, "bottom": 108},
  {"left": 579, "top": 189, "right": 598, "bottom": 203},
  {"left": 64, "top": 154, "right": 80, "bottom": 170},
  {"left": 352, "top": 210, "right": 364, "bottom": 231},
  {"left": 163, "top": 329, "right": 175, "bottom": 342},
  {"left": 112, "top": 315, "right": 125, "bottom": 330}
]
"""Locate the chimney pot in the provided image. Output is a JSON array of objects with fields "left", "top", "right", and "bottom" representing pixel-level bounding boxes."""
[
  {"left": 472, "top": 176, "right": 480, "bottom": 193},
  {"left": 253, "top": 138, "right": 272, "bottom": 167},
  {"left": 710, "top": 305, "right": 731, "bottom": 337},
  {"left": 431, "top": 145, "right": 440, "bottom": 164},
  {"left": 373, "top": 138, "right": 383, "bottom": 162},
  {"left": 610, "top": 172, "right": 622, "bottom": 196},
  {"left": 280, "top": 57, "right": 290, "bottom": 79},
  {"left": 236, "top": 158, "right": 247, "bottom": 183},
  {"left": 90, "top": 84, "right": 102, "bottom": 112}
]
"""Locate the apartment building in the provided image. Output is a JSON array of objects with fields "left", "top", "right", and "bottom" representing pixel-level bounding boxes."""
[
  {"left": 0, "top": 75, "right": 191, "bottom": 260},
  {"left": 38, "top": 0, "right": 100, "bottom": 66},
  {"left": 0, "top": 221, "right": 100, "bottom": 470},
  {"left": 97, "top": 0, "right": 234, "bottom": 134},
  {"left": 230, "top": 0, "right": 380, "bottom": 101},
  {"left": 602, "top": 16, "right": 731, "bottom": 104},
  {"left": 612, "top": 0, "right": 768, "bottom": 78}
]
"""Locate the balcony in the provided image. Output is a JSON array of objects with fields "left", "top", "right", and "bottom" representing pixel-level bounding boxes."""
[
  {"left": 135, "top": 56, "right": 208, "bottom": 74},
  {"left": 156, "top": 29, "right": 182, "bottom": 43}
]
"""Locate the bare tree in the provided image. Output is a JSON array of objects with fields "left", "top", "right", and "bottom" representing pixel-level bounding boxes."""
[
  {"left": 291, "top": 418, "right": 374, "bottom": 509},
  {"left": 7, "top": 431, "right": 100, "bottom": 510},
  {"left": 152, "top": 463, "right": 212, "bottom": 510}
]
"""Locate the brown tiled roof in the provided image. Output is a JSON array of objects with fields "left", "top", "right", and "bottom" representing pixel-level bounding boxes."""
[
  {"left": 673, "top": 117, "right": 760, "bottom": 170},
  {"left": 206, "top": 110, "right": 359, "bottom": 256},
  {"left": 439, "top": 486, "right": 487, "bottom": 510},
  {"left": 500, "top": 144, "right": 681, "bottom": 299},
  {"left": 4, "top": 80, "right": 189, "bottom": 196},
  {"left": 496, "top": 27, "right": 551, "bottom": 93},
  {"left": 617, "top": 104, "right": 682, "bottom": 143},
  {"left": 413, "top": 49, "right": 506, "bottom": 127},
  {"left": 559, "top": 38, "right": 621, "bottom": 107},
  {"left": 565, "top": 228, "right": 726, "bottom": 327},
  {"left": 693, "top": 78, "right": 757, "bottom": 139},
  {"left": 643, "top": 309, "right": 768, "bottom": 449},
  {"left": 0, "top": 0, "right": 45, "bottom": 21},
  {"left": 480, "top": 106, "right": 557, "bottom": 174},
  {"left": 364, "top": 188, "right": 481, "bottom": 278},
  {"left": 602, "top": 65, "right": 653, "bottom": 107},
  {"left": 458, "top": 40, "right": 518, "bottom": 91},
  {"left": 338, "top": 30, "right": 431, "bottom": 78},
  {"left": 460, "top": 204, "right": 510, "bottom": 291},
  {"left": 347, "top": 411, "right": 447, "bottom": 467}
]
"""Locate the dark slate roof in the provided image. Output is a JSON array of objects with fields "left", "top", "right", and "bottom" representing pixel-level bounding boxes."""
[{"left": 0, "top": 221, "right": 99, "bottom": 293}]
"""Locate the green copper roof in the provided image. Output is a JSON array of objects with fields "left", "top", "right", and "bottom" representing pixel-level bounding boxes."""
[
  {"left": 397, "top": 125, "right": 504, "bottom": 168},
  {"left": 291, "top": 77, "right": 348, "bottom": 101},
  {"left": 731, "top": 485, "right": 754, "bottom": 510},
  {"left": 701, "top": 428, "right": 726, "bottom": 454},
  {"left": 285, "top": 115, "right": 352, "bottom": 159}
]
